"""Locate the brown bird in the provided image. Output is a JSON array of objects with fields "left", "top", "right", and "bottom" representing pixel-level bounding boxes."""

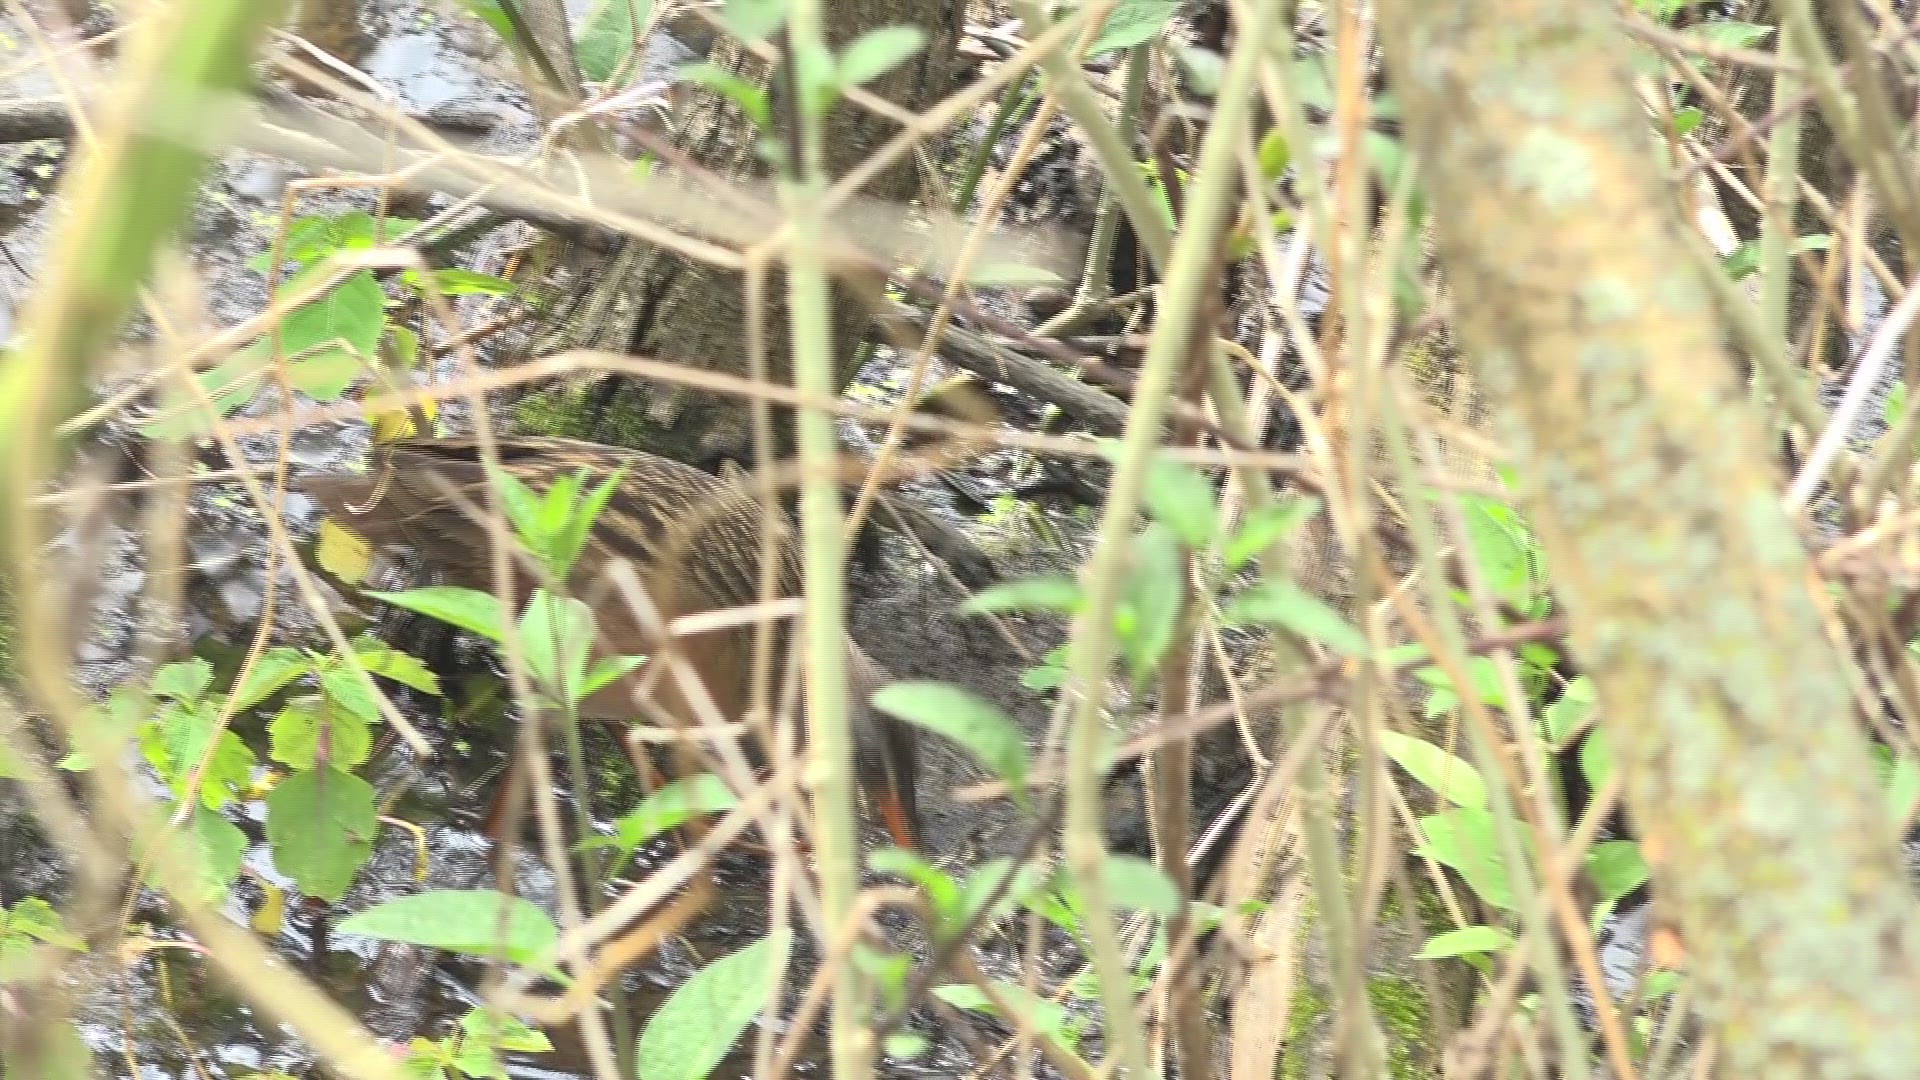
[{"left": 299, "top": 436, "right": 919, "bottom": 848}]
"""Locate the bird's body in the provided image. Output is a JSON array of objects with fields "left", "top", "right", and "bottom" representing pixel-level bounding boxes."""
[{"left": 300, "top": 436, "right": 918, "bottom": 846}]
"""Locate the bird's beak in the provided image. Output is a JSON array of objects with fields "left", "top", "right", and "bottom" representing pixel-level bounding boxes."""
[{"left": 873, "top": 786, "right": 919, "bottom": 850}]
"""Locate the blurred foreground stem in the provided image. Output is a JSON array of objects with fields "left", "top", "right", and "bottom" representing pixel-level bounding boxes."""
[
  {"left": 1051, "top": 5, "right": 1274, "bottom": 1074},
  {"left": 781, "top": 2, "right": 866, "bottom": 1077}
]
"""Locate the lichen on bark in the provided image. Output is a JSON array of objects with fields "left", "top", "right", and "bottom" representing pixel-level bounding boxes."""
[{"left": 1376, "top": 1, "right": 1920, "bottom": 1074}]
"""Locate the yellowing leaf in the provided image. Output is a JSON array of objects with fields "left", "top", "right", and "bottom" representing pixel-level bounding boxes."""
[
  {"left": 316, "top": 519, "right": 372, "bottom": 585},
  {"left": 250, "top": 879, "right": 285, "bottom": 934},
  {"left": 372, "top": 395, "right": 435, "bottom": 444},
  {"left": 372, "top": 408, "right": 415, "bottom": 442}
]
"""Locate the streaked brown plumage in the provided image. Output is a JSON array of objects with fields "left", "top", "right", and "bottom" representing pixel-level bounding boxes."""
[{"left": 300, "top": 436, "right": 918, "bottom": 847}]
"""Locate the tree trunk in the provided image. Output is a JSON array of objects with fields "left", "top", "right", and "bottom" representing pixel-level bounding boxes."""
[
  {"left": 1375, "top": 1, "right": 1920, "bottom": 1075},
  {"left": 520, "top": 0, "right": 966, "bottom": 471}
]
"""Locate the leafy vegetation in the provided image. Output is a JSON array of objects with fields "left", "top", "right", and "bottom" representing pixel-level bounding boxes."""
[{"left": 4, "top": 0, "right": 1920, "bottom": 1077}]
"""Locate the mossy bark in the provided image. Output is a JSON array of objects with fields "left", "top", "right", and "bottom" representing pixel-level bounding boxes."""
[
  {"left": 1377, "top": 1, "right": 1920, "bottom": 1075},
  {"left": 1280, "top": 962, "right": 1440, "bottom": 1080},
  {"left": 519, "top": 0, "right": 966, "bottom": 471}
]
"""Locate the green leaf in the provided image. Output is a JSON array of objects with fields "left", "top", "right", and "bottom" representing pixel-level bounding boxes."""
[
  {"left": 451, "top": 1035, "right": 502, "bottom": 1080},
  {"left": 794, "top": 40, "right": 840, "bottom": 119},
  {"left": 456, "top": 1008, "right": 552, "bottom": 1078},
  {"left": 1580, "top": 727, "right": 1614, "bottom": 792},
  {"left": 1585, "top": 840, "right": 1649, "bottom": 905},
  {"left": 368, "top": 586, "right": 508, "bottom": 643},
  {"left": 1671, "top": 106, "right": 1703, "bottom": 138},
  {"left": 540, "top": 470, "right": 585, "bottom": 540},
  {"left": 1722, "top": 240, "right": 1761, "bottom": 282},
  {"left": 3, "top": 898, "right": 86, "bottom": 952},
  {"left": 1644, "top": 969, "right": 1682, "bottom": 999},
  {"left": 191, "top": 810, "right": 249, "bottom": 901},
  {"left": 1167, "top": 44, "right": 1219, "bottom": 99},
  {"left": 1088, "top": 0, "right": 1180, "bottom": 54},
  {"left": 150, "top": 810, "right": 247, "bottom": 902},
  {"left": 1143, "top": 458, "right": 1217, "bottom": 549},
  {"left": 258, "top": 212, "right": 423, "bottom": 272},
  {"left": 1256, "top": 128, "right": 1292, "bottom": 181},
  {"left": 266, "top": 767, "right": 376, "bottom": 903},
  {"left": 138, "top": 349, "right": 268, "bottom": 438},
  {"left": 872, "top": 848, "right": 965, "bottom": 939},
  {"left": 1290, "top": 55, "right": 1334, "bottom": 112},
  {"left": 288, "top": 347, "right": 364, "bottom": 402},
  {"left": 462, "top": 1007, "right": 553, "bottom": 1055},
  {"left": 486, "top": 465, "right": 552, "bottom": 557},
  {"left": 836, "top": 25, "right": 927, "bottom": 89},
  {"left": 519, "top": 590, "right": 598, "bottom": 706},
  {"left": 457, "top": 0, "right": 515, "bottom": 41},
  {"left": 388, "top": 323, "right": 422, "bottom": 372},
  {"left": 1460, "top": 495, "right": 1536, "bottom": 608},
  {"left": 203, "top": 730, "right": 259, "bottom": 811},
  {"left": 959, "top": 576, "right": 1083, "bottom": 616},
  {"left": 1223, "top": 579, "right": 1369, "bottom": 656},
  {"left": 873, "top": 682, "right": 1030, "bottom": 808},
  {"left": 1364, "top": 130, "right": 1406, "bottom": 191},
  {"left": 142, "top": 701, "right": 257, "bottom": 810},
  {"left": 353, "top": 642, "right": 442, "bottom": 695},
  {"left": 581, "top": 654, "right": 648, "bottom": 700},
  {"left": 153, "top": 657, "right": 214, "bottom": 702},
  {"left": 1048, "top": 855, "right": 1180, "bottom": 934},
  {"left": 1098, "top": 854, "right": 1180, "bottom": 915},
  {"left": 1377, "top": 729, "right": 1487, "bottom": 810},
  {"left": 930, "top": 981, "right": 1077, "bottom": 1049},
  {"left": 577, "top": 0, "right": 653, "bottom": 83},
  {"left": 1542, "top": 675, "right": 1595, "bottom": 744},
  {"left": 337, "top": 889, "right": 560, "bottom": 967},
  {"left": 404, "top": 1039, "right": 453, "bottom": 1078},
  {"left": 584, "top": 775, "right": 739, "bottom": 855},
  {"left": 956, "top": 857, "right": 1046, "bottom": 932},
  {"left": 1019, "top": 665, "right": 1067, "bottom": 692},
  {"left": 272, "top": 270, "right": 386, "bottom": 390},
  {"left": 1415, "top": 657, "right": 1507, "bottom": 716},
  {"left": 1225, "top": 497, "right": 1320, "bottom": 570},
  {"left": 231, "top": 647, "right": 312, "bottom": 711},
  {"left": 1027, "top": 883, "right": 1081, "bottom": 937},
  {"left": 884, "top": 1033, "right": 929, "bottom": 1060},
  {"left": 402, "top": 267, "right": 518, "bottom": 297},
  {"left": 553, "top": 466, "right": 627, "bottom": 580},
  {"left": 636, "top": 931, "right": 790, "bottom": 1080},
  {"left": 269, "top": 694, "right": 374, "bottom": 771},
  {"left": 265, "top": 215, "right": 337, "bottom": 270},
  {"left": 1690, "top": 19, "right": 1772, "bottom": 50},
  {"left": 330, "top": 211, "right": 424, "bottom": 255},
  {"left": 102, "top": 684, "right": 160, "bottom": 745},
  {"left": 1416, "top": 925, "right": 1513, "bottom": 959},
  {"left": 1518, "top": 642, "right": 1559, "bottom": 674},
  {"left": 1120, "top": 524, "right": 1185, "bottom": 681},
  {"left": 319, "top": 662, "right": 385, "bottom": 728},
  {"left": 1416, "top": 807, "right": 1516, "bottom": 912},
  {"left": 719, "top": 0, "right": 787, "bottom": 42},
  {"left": 1881, "top": 378, "right": 1912, "bottom": 428},
  {"left": 1725, "top": 232, "right": 1830, "bottom": 283}
]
